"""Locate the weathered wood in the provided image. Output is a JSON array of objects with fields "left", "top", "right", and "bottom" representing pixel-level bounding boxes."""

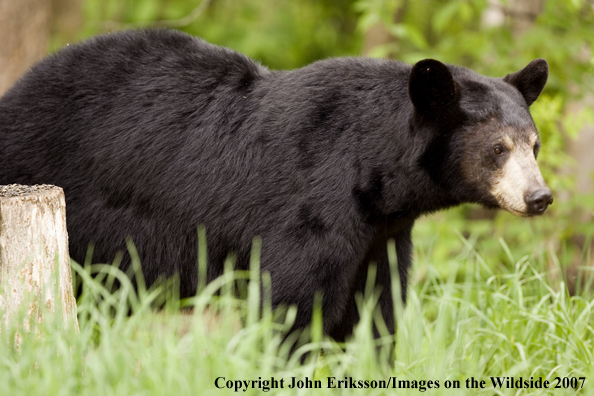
[{"left": 0, "top": 184, "right": 78, "bottom": 333}]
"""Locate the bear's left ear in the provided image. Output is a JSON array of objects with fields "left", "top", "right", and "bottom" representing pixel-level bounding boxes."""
[
  {"left": 409, "top": 59, "right": 458, "bottom": 113},
  {"left": 503, "top": 59, "right": 548, "bottom": 106}
]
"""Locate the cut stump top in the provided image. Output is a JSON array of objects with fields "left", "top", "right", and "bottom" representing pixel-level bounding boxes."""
[{"left": 0, "top": 184, "right": 60, "bottom": 198}]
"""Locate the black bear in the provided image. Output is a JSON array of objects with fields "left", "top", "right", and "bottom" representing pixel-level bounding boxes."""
[{"left": 0, "top": 29, "right": 551, "bottom": 342}]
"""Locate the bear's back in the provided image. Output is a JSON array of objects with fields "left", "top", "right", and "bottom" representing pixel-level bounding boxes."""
[
  {"left": 2, "top": 29, "right": 267, "bottom": 101},
  {"left": 0, "top": 29, "right": 268, "bottom": 186}
]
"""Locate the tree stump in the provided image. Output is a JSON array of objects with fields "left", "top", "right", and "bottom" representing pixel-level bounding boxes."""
[{"left": 0, "top": 184, "right": 78, "bottom": 334}]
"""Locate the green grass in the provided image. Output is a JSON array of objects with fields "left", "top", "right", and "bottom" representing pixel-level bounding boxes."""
[{"left": 1, "top": 228, "right": 593, "bottom": 395}]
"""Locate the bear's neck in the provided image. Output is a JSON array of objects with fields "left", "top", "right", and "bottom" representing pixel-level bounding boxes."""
[{"left": 353, "top": 112, "right": 463, "bottom": 223}]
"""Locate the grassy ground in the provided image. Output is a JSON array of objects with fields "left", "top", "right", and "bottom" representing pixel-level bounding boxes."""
[{"left": 1, "top": 218, "right": 593, "bottom": 395}]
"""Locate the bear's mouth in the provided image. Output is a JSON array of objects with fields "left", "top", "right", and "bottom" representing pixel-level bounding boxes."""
[
  {"left": 500, "top": 200, "right": 551, "bottom": 217},
  {"left": 503, "top": 206, "right": 534, "bottom": 217}
]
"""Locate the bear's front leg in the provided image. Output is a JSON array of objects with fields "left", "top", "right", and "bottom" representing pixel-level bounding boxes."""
[
  {"left": 328, "top": 220, "right": 413, "bottom": 346},
  {"left": 264, "top": 253, "right": 360, "bottom": 334}
]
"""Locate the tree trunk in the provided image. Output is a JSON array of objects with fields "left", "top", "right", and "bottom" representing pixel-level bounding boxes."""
[
  {"left": 0, "top": 184, "right": 78, "bottom": 334},
  {"left": 51, "top": 0, "right": 83, "bottom": 45},
  {"left": 0, "top": 0, "right": 52, "bottom": 96},
  {"left": 481, "top": 0, "right": 544, "bottom": 34},
  {"left": 362, "top": 23, "right": 396, "bottom": 57},
  {"left": 506, "top": 0, "right": 545, "bottom": 36}
]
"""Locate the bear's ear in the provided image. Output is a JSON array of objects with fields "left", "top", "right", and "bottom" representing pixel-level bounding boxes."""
[
  {"left": 409, "top": 59, "right": 458, "bottom": 113},
  {"left": 503, "top": 59, "right": 548, "bottom": 106}
]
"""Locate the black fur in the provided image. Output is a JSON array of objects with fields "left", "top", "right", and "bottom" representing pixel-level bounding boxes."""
[
  {"left": 503, "top": 58, "right": 548, "bottom": 106},
  {"left": 0, "top": 29, "right": 547, "bottom": 341}
]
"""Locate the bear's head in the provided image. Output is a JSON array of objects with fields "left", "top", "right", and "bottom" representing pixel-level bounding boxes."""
[{"left": 409, "top": 58, "right": 552, "bottom": 217}]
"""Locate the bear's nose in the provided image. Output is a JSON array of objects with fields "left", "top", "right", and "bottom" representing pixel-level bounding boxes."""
[{"left": 524, "top": 188, "right": 553, "bottom": 215}]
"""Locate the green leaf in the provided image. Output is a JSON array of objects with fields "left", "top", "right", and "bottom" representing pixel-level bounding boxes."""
[{"left": 432, "top": 1, "right": 462, "bottom": 34}]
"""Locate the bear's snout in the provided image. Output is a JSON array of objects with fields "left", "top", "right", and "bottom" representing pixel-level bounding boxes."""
[{"left": 524, "top": 188, "right": 553, "bottom": 215}]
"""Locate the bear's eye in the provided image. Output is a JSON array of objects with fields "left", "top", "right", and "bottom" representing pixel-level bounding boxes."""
[
  {"left": 493, "top": 145, "right": 504, "bottom": 155},
  {"left": 533, "top": 144, "right": 540, "bottom": 158}
]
